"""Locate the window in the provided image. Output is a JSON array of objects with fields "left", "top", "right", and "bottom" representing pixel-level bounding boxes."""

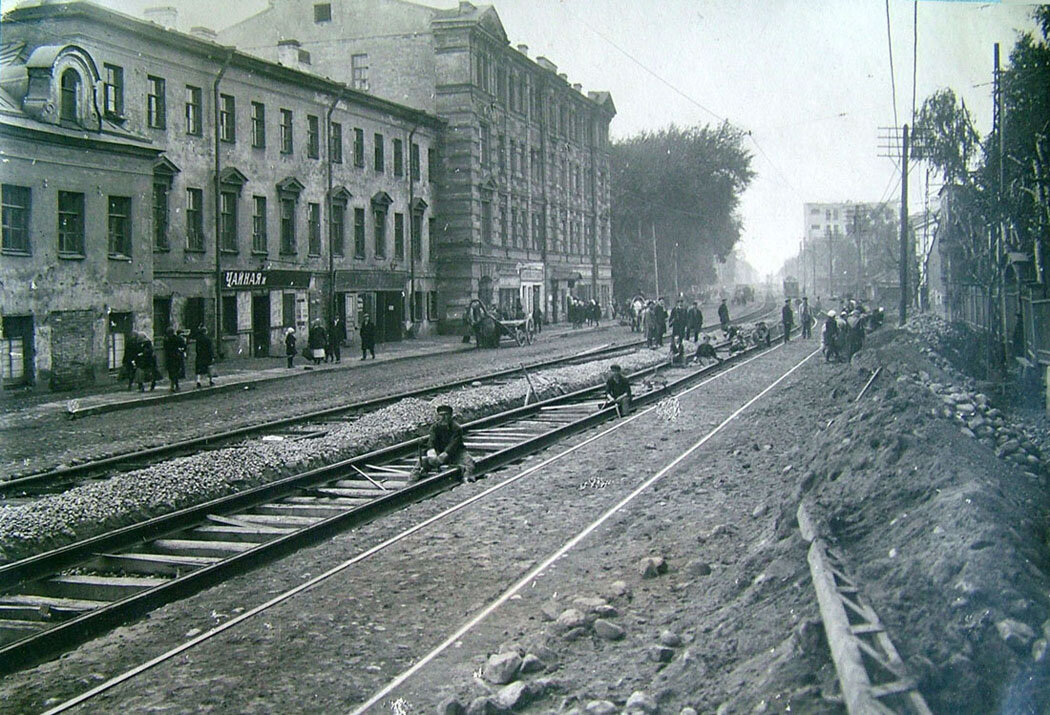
[
  {"left": 103, "top": 63, "right": 124, "bottom": 118},
  {"left": 412, "top": 291, "right": 424, "bottom": 322},
  {"left": 314, "top": 2, "right": 332, "bottom": 22},
  {"left": 373, "top": 207, "right": 386, "bottom": 258},
  {"left": 220, "top": 191, "right": 237, "bottom": 252},
  {"left": 427, "top": 291, "right": 438, "bottom": 321},
  {"left": 186, "top": 188, "right": 204, "bottom": 250},
  {"left": 428, "top": 148, "right": 436, "bottom": 182},
  {"left": 331, "top": 202, "right": 345, "bottom": 256},
  {"left": 394, "top": 212, "right": 404, "bottom": 260},
  {"left": 280, "top": 198, "right": 296, "bottom": 255},
  {"left": 481, "top": 197, "right": 492, "bottom": 244},
  {"left": 222, "top": 295, "right": 238, "bottom": 336},
  {"left": 351, "top": 54, "right": 369, "bottom": 91},
  {"left": 498, "top": 134, "right": 505, "bottom": 174},
  {"left": 500, "top": 195, "right": 508, "bottom": 245},
  {"left": 153, "top": 183, "right": 168, "bottom": 251},
  {"left": 330, "top": 122, "right": 342, "bottom": 163},
  {"left": 354, "top": 128, "right": 365, "bottom": 167},
  {"left": 411, "top": 143, "right": 421, "bottom": 181},
  {"left": 411, "top": 211, "right": 422, "bottom": 261},
  {"left": 307, "top": 115, "right": 320, "bottom": 158},
  {"left": 251, "top": 102, "right": 265, "bottom": 148},
  {"left": 60, "top": 69, "right": 80, "bottom": 123},
  {"left": 185, "top": 85, "right": 202, "bottom": 135},
  {"left": 393, "top": 138, "right": 403, "bottom": 176},
  {"left": 107, "top": 196, "right": 132, "bottom": 257},
  {"left": 2, "top": 184, "right": 31, "bottom": 254},
  {"left": 480, "top": 124, "right": 489, "bottom": 166},
  {"left": 58, "top": 191, "right": 84, "bottom": 255},
  {"left": 308, "top": 202, "right": 321, "bottom": 255},
  {"left": 252, "top": 196, "right": 267, "bottom": 253},
  {"left": 147, "top": 75, "right": 166, "bottom": 128},
  {"left": 280, "top": 109, "right": 293, "bottom": 153},
  {"left": 354, "top": 207, "right": 366, "bottom": 258},
  {"left": 282, "top": 293, "right": 295, "bottom": 328},
  {"left": 220, "top": 94, "right": 235, "bottom": 142},
  {"left": 374, "top": 133, "right": 384, "bottom": 172}
]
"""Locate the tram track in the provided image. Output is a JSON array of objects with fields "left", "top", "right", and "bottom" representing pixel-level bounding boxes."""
[
  {"left": 0, "top": 313, "right": 784, "bottom": 677},
  {"left": 1, "top": 303, "right": 774, "bottom": 500}
]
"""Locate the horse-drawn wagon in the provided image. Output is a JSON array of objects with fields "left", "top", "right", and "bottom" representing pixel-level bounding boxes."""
[{"left": 465, "top": 300, "right": 536, "bottom": 348}]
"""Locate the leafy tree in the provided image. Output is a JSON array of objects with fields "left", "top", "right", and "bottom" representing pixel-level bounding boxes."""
[
  {"left": 911, "top": 88, "right": 980, "bottom": 185},
  {"left": 609, "top": 122, "right": 754, "bottom": 300}
]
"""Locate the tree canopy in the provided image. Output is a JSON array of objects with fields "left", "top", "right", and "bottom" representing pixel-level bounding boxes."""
[{"left": 609, "top": 123, "right": 754, "bottom": 299}]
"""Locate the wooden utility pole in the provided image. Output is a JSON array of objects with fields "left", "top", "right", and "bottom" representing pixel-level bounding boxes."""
[
  {"left": 995, "top": 43, "right": 1009, "bottom": 359},
  {"left": 899, "top": 123, "right": 910, "bottom": 326},
  {"left": 826, "top": 226, "right": 834, "bottom": 302}
]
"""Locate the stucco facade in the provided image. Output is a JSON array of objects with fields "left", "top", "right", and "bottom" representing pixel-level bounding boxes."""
[
  {"left": 2, "top": 2, "right": 442, "bottom": 390},
  {"left": 221, "top": 0, "right": 616, "bottom": 330}
]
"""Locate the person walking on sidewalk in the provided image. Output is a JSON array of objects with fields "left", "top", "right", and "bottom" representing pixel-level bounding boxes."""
[
  {"left": 781, "top": 299, "right": 794, "bottom": 344},
  {"left": 163, "top": 327, "right": 186, "bottom": 392},
  {"left": 532, "top": 304, "right": 543, "bottom": 334},
  {"left": 718, "top": 298, "right": 730, "bottom": 335},
  {"left": 193, "top": 326, "right": 215, "bottom": 388},
  {"left": 133, "top": 334, "right": 158, "bottom": 392},
  {"left": 285, "top": 327, "right": 297, "bottom": 369},
  {"left": 328, "top": 316, "right": 345, "bottom": 363},
  {"left": 308, "top": 321, "right": 326, "bottom": 365},
  {"left": 360, "top": 313, "right": 376, "bottom": 360},
  {"left": 121, "top": 331, "right": 140, "bottom": 390}
]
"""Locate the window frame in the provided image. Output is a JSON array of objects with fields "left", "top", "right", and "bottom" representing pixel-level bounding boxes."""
[
  {"left": 147, "top": 75, "right": 166, "bottom": 129},
  {"left": 374, "top": 132, "right": 384, "bottom": 173},
  {"left": 185, "top": 85, "right": 202, "bottom": 136},
  {"left": 58, "top": 190, "right": 85, "bottom": 257},
  {"left": 251, "top": 101, "right": 266, "bottom": 148},
  {"left": 220, "top": 190, "right": 238, "bottom": 253},
  {"left": 393, "top": 138, "right": 403, "bottom": 177},
  {"left": 373, "top": 206, "right": 386, "bottom": 258},
  {"left": 60, "top": 69, "right": 80, "bottom": 123},
  {"left": 152, "top": 182, "right": 169, "bottom": 251},
  {"left": 314, "top": 2, "right": 332, "bottom": 22},
  {"left": 186, "top": 187, "right": 205, "bottom": 251},
  {"left": 107, "top": 195, "right": 132, "bottom": 259},
  {"left": 353, "top": 207, "right": 366, "bottom": 259},
  {"left": 219, "top": 93, "right": 236, "bottom": 143},
  {"left": 103, "top": 63, "right": 124, "bottom": 119},
  {"left": 252, "top": 195, "right": 268, "bottom": 254},
  {"left": 351, "top": 54, "right": 369, "bottom": 91},
  {"left": 331, "top": 201, "right": 346, "bottom": 257},
  {"left": 1, "top": 184, "right": 31, "bottom": 255},
  {"left": 354, "top": 128, "right": 365, "bottom": 168},
  {"left": 280, "top": 197, "right": 297, "bottom": 255},
  {"left": 280, "top": 109, "right": 294, "bottom": 154},
  {"left": 393, "top": 211, "right": 404, "bottom": 261},
  {"left": 330, "top": 121, "right": 343, "bottom": 164},
  {"left": 307, "top": 115, "right": 320, "bottom": 159},
  {"left": 308, "top": 202, "right": 322, "bottom": 256}
]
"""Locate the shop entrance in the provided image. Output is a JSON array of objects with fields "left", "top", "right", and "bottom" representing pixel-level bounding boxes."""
[
  {"left": 2, "top": 315, "right": 33, "bottom": 388},
  {"left": 375, "top": 291, "right": 403, "bottom": 343},
  {"left": 252, "top": 295, "right": 271, "bottom": 357}
]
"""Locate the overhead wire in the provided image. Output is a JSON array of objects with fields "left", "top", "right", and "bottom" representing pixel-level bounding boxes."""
[{"left": 885, "top": 0, "right": 901, "bottom": 158}]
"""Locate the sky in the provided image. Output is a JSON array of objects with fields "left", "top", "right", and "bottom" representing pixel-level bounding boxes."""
[{"left": 2, "top": 0, "right": 1040, "bottom": 277}]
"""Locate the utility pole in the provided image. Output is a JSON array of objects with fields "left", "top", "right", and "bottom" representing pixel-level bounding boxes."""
[
  {"left": 899, "top": 123, "right": 910, "bottom": 326},
  {"left": 651, "top": 223, "right": 660, "bottom": 298},
  {"left": 673, "top": 241, "right": 680, "bottom": 298},
  {"left": 826, "top": 225, "right": 833, "bottom": 303},
  {"left": 995, "top": 43, "right": 1008, "bottom": 360}
]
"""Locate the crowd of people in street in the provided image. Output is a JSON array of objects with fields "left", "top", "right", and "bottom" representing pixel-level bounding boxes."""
[{"left": 121, "top": 326, "right": 215, "bottom": 392}]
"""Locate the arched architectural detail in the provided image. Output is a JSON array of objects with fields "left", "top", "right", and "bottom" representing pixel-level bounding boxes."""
[{"left": 21, "top": 45, "right": 101, "bottom": 127}]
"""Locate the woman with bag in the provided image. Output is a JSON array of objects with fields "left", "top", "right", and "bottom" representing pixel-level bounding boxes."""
[
  {"left": 163, "top": 327, "right": 187, "bottom": 392},
  {"left": 134, "top": 334, "right": 158, "bottom": 392}
]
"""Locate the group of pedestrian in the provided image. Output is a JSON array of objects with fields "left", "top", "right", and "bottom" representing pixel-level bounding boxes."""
[
  {"left": 122, "top": 325, "right": 215, "bottom": 392},
  {"left": 285, "top": 314, "right": 375, "bottom": 368},
  {"left": 567, "top": 297, "right": 601, "bottom": 328},
  {"left": 821, "top": 299, "right": 876, "bottom": 363}
]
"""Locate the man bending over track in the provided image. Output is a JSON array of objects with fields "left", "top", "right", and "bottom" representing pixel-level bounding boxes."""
[
  {"left": 410, "top": 404, "right": 477, "bottom": 483},
  {"left": 604, "top": 364, "right": 632, "bottom": 417}
]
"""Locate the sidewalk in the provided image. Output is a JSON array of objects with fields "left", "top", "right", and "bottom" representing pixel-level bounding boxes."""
[{"left": 3, "top": 321, "right": 619, "bottom": 421}]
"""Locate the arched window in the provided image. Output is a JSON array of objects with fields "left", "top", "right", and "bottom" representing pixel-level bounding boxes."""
[{"left": 60, "top": 69, "right": 80, "bottom": 122}]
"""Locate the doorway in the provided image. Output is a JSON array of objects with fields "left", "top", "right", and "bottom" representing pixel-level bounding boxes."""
[
  {"left": 252, "top": 294, "right": 271, "bottom": 357},
  {"left": 376, "top": 291, "right": 403, "bottom": 343},
  {"left": 1, "top": 315, "right": 33, "bottom": 388}
]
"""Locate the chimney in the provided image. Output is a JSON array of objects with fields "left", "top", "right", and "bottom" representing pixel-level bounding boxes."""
[
  {"left": 536, "top": 56, "right": 557, "bottom": 73},
  {"left": 557, "top": 73, "right": 567, "bottom": 82},
  {"left": 572, "top": 83, "right": 582, "bottom": 92},
  {"left": 190, "top": 26, "right": 217, "bottom": 41},
  {"left": 458, "top": 1, "right": 476, "bottom": 13},
  {"left": 516, "top": 44, "right": 528, "bottom": 56},
  {"left": 144, "top": 6, "right": 177, "bottom": 29},
  {"left": 277, "top": 39, "right": 302, "bottom": 67}
]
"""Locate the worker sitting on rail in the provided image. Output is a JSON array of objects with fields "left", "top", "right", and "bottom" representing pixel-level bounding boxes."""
[
  {"left": 603, "top": 364, "right": 632, "bottom": 417},
  {"left": 669, "top": 334, "right": 686, "bottom": 367},
  {"left": 410, "top": 404, "right": 477, "bottom": 483},
  {"left": 690, "top": 335, "right": 723, "bottom": 367}
]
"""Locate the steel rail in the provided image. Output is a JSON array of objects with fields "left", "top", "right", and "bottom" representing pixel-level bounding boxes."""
[
  {"left": 2, "top": 303, "right": 775, "bottom": 497},
  {"left": 0, "top": 318, "right": 784, "bottom": 676}
]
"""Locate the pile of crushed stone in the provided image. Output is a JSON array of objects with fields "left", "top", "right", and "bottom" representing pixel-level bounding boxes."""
[{"left": 786, "top": 318, "right": 1050, "bottom": 712}]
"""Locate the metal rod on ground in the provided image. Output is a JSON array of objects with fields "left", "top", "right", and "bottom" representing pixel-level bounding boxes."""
[
  {"left": 351, "top": 463, "right": 388, "bottom": 491},
  {"left": 521, "top": 363, "right": 537, "bottom": 406},
  {"left": 855, "top": 367, "right": 883, "bottom": 401}
]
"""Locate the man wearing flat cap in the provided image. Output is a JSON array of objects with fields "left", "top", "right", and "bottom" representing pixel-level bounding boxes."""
[{"left": 410, "top": 404, "right": 477, "bottom": 482}]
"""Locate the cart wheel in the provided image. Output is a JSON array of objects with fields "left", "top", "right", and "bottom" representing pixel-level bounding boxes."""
[
  {"left": 525, "top": 317, "right": 536, "bottom": 345},
  {"left": 514, "top": 326, "right": 527, "bottom": 347}
]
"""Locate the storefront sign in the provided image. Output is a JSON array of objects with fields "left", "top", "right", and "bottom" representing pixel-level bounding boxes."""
[
  {"left": 335, "top": 269, "right": 408, "bottom": 292},
  {"left": 520, "top": 268, "right": 543, "bottom": 283},
  {"left": 222, "top": 270, "right": 313, "bottom": 290}
]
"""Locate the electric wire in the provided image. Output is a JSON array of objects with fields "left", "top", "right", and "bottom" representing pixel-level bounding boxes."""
[{"left": 885, "top": 0, "right": 901, "bottom": 158}]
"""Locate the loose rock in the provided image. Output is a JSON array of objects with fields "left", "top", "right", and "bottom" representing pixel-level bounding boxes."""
[
  {"left": 554, "top": 608, "right": 587, "bottom": 633},
  {"left": 639, "top": 556, "right": 668, "bottom": 579},
  {"left": 649, "top": 645, "right": 675, "bottom": 663},
  {"left": 593, "top": 618, "right": 625, "bottom": 641},
  {"left": 996, "top": 619, "right": 1036, "bottom": 652},
  {"left": 483, "top": 651, "right": 522, "bottom": 685},
  {"left": 585, "top": 701, "right": 617, "bottom": 715},
  {"left": 625, "top": 690, "right": 658, "bottom": 713}
]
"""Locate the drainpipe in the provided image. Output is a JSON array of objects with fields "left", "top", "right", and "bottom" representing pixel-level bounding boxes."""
[
  {"left": 538, "top": 79, "right": 549, "bottom": 322},
  {"left": 326, "top": 91, "right": 343, "bottom": 326},
  {"left": 589, "top": 124, "right": 598, "bottom": 310},
  {"left": 212, "top": 48, "right": 234, "bottom": 351},
  {"left": 408, "top": 123, "right": 419, "bottom": 330}
]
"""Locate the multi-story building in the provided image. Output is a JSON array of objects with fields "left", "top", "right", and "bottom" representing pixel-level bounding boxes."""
[
  {"left": 2, "top": 2, "right": 442, "bottom": 390},
  {"left": 219, "top": 0, "right": 616, "bottom": 329},
  {"left": 1, "top": 43, "right": 161, "bottom": 389},
  {"left": 802, "top": 200, "right": 899, "bottom": 300}
]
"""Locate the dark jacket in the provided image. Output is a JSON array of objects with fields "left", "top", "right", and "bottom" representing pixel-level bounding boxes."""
[
  {"left": 605, "top": 372, "right": 631, "bottom": 399},
  {"left": 285, "top": 331, "right": 297, "bottom": 356},
  {"left": 163, "top": 332, "right": 186, "bottom": 376},
  {"left": 360, "top": 320, "right": 376, "bottom": 347},
  {"left": 134, "top": 339, "right": 158, "bottom": 379},
  {"left": 329, "top": 319, "right": 346, "bottom": 345},
  {"left": 782, "top": 304, "right": 794, "bottom": 328},
  {"left": 427, "top": 420, "right": 465, "bottom": 458},
  {"left": 718, "top": 302, "right": 730, "bottom": 325},
  {"left": 669, "top": 306, "right": 689, "bottom": 332},
  {"left": 194, "top": 333, "right": 214, "bottom": 374},
  {"left": 687, "top": 306, "right": 703, "bottom": 330},
  {"left": 308, "top": 325, "right": 327, "bottom": 350}
]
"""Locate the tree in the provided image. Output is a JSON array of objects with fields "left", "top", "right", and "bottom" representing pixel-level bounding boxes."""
[
  {"left": 609, "top": 123, "right": 754, "bottom": 300},
  {"left": 911, "top": 89, "right": 980, "bottom": 185}
]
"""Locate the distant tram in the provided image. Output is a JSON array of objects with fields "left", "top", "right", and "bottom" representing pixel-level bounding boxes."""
[{"left": 782, "top": 276, "right": 800, "bottom": 300}]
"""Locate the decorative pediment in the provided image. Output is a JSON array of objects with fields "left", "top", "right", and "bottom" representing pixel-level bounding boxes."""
[
  {"left": 219, "top": 167, "right": 249, "bottom": 192},
  {"left": 276, "top": 176, "right": 305, "bottom": 197},
  {"left": 20, "top": 44, "right": 101, "bottom": 127},
  {"left": 479, "top": 177, "right": 498, "bottom": 193},
  {"left": 370, "top": 191, "right": 393, "bottom": 208},
  {"left": 328, "top": 186, "right": 352, "bottom": 203},
  {"left": 153, "top": 156, "right": 180, "bottom": 187},
  {"left": 410, "top": 197, "right": 429, "bottom": 213}
]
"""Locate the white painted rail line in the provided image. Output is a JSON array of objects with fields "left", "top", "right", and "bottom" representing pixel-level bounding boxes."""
[{"left": 41, "top": 342, "right": 797, "bottom": 715}]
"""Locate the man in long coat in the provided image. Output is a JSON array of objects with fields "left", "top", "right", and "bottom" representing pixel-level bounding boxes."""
[
  {"left": 781, "top": 299, "right": 794, "bottom": 344},
  {"left": 360, "top": 314, "right": 377, "bottom": 360}
]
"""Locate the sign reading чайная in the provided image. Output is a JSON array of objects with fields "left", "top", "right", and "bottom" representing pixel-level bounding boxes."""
[{"left": 223, "top": 270, "right": 312, "bottom": 290}]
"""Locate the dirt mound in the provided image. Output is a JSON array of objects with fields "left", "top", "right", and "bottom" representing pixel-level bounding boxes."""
[{"left": 790, "top": 322, "right": 1050, "bottom": 713}]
